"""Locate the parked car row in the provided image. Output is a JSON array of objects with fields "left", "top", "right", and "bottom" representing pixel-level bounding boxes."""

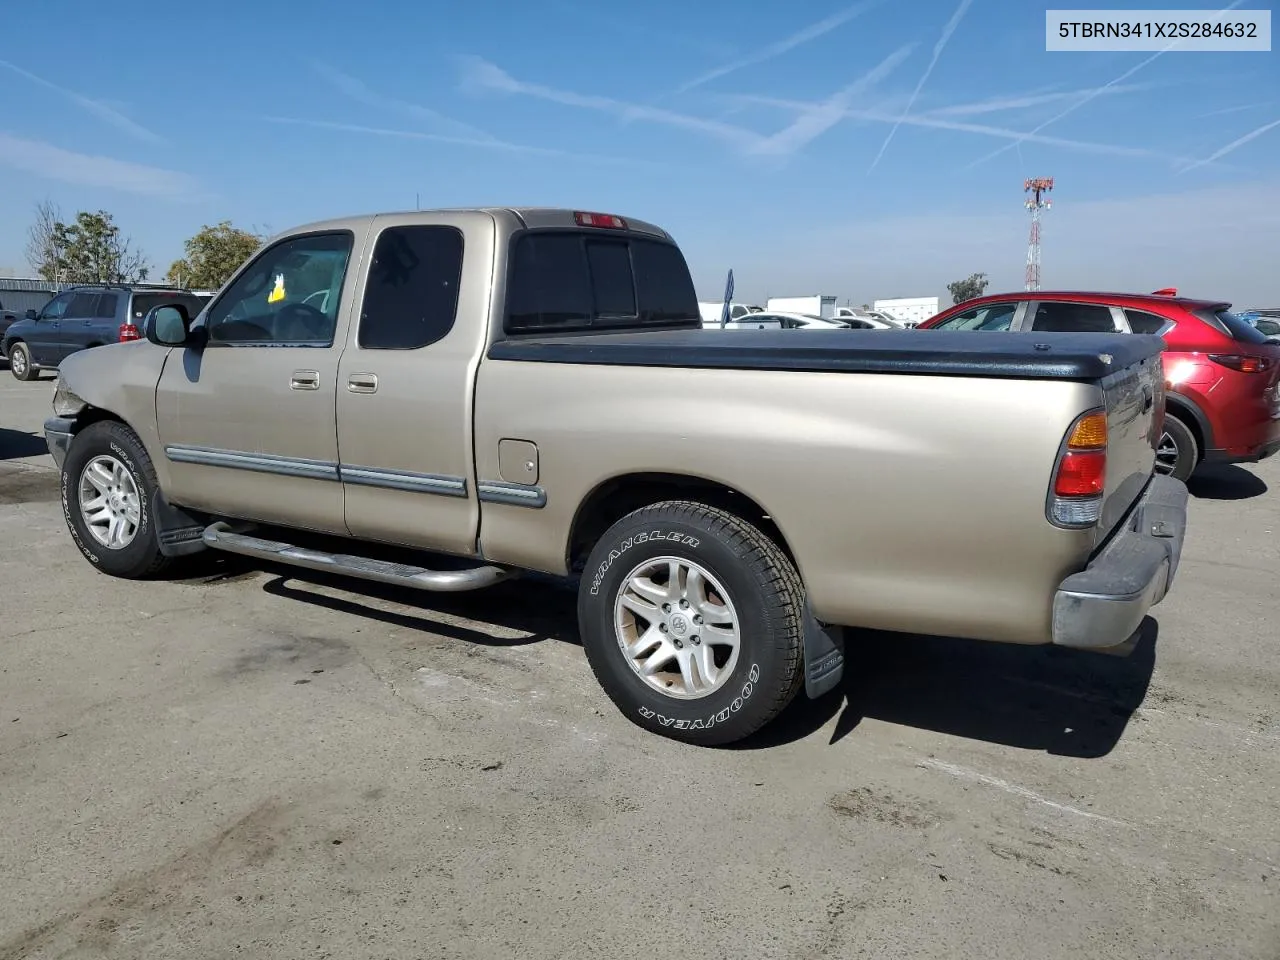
[
  {"left": 2, "top": 284, "right": 212, "bottom": 381},
  {"left": 918, "top": 289, "right": 1280, "bottom": 481}
]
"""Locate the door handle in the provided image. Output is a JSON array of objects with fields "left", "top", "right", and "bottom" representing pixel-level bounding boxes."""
[
  {"left": 347, "top": 373, "right": 378, "bottom": 394},
  {"left": 290, "top": 369, "right": 321, "bottom": 391}
]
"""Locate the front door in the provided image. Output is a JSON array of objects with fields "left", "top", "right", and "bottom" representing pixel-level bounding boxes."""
[
  {"left": 335, "top": 214, "right": 489, "bottom": 556},
  {"left": 27, "top": 292, "right": 72, "bottom": 366},
  {"left": 156, "top": 228, "right": 364, "bottom": 533}
]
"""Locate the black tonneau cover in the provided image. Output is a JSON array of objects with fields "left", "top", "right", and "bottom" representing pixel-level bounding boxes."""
[{"left": 488, "top": 329, "right": 1164, "bottom": 381}]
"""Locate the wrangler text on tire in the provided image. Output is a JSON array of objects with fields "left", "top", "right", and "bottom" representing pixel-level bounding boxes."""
[{"left": 577, "top": 501, "right": 805, "bottom": 746}]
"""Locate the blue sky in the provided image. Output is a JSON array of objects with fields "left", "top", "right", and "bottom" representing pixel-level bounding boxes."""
[{"left": 2, "top": 0, "right": 1278, "bottom": 306}]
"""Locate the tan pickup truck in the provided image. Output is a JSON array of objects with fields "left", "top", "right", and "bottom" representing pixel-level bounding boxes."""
[{"left": 44, "top": 207, "right": 1189, "bottom": 745}]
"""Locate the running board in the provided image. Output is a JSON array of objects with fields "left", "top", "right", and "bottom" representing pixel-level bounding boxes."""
[{"left": 201, "top": 522, "right": 513, "bottom": 592}]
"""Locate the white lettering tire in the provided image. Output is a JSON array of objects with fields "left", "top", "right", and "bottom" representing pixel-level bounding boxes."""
[{"left": 577, "top": 501, "right": 805, "bottom": 745}]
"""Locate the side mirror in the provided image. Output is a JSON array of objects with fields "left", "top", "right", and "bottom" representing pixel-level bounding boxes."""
[
  {"left": 25, "top": 309, "right": 37, "bottom": 320},
  {"left": 145, "top": 304, "right": 192, "bottom": 346}
]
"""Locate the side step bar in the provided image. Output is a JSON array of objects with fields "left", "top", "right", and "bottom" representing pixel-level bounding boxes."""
[{"left": 201, "top": 522, "right": 513, "bottom": 593}]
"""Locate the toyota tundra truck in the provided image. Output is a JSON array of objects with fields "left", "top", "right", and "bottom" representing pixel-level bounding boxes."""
[{"left": 43, "top": 207, "right": 1189, "bottom": 745}]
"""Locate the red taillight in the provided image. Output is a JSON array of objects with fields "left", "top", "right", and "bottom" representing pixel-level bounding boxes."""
[
  {"left": 1048, "top": 409, "right": 1108, "bottom": 527},
  {"left": 573, "top": 211, "right": 627, "bottom": 229},
  {"left": 118, "top": 321, "right": 141, "bottom": 342},
  {"left": 1054, "top": 450, "right": 1107, "bottom": 496},
  {"left": 1208, "top": 354, "right": 1273, "bottom": 374}
]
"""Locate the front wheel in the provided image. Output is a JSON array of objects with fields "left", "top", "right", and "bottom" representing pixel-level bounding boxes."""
[
  {"left": 8, "top": 342, "right": 36, "bottom": 381},
  {"left": 1155, "top": 415, "right": 1198, "bottom": 482},
  {"left": 577, "top": 501, "right": 805, "bottom": 746},
  {"left": 61, "top": 420, "right": 173, "bottom": 579}
]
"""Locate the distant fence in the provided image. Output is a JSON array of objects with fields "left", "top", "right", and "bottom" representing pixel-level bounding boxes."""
[{"left": 0, "top": 277, "right": 202, "bottom": 316}]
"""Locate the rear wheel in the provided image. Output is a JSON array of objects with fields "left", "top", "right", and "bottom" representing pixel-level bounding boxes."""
[
  {"left": 1155, "top": 415, "right": 1198, "bottom": 482},
  {"left": 8, "top": 342, "right": 36, "bottom": 381},
  {"left": 577, "top": 501, "right": 805, "bottom": 746}
]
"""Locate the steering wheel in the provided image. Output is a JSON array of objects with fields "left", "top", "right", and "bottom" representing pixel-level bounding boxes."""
[{"left": 275, "top": 301, "right": 333, "bottom": 342}]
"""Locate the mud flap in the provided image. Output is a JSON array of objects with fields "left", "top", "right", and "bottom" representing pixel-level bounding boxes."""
[
  {"left": 803, "top": 601, "right": 845, "bottom": 699},
  {"left": 152, "top": 490, "right": 207, "bottom": 557}
]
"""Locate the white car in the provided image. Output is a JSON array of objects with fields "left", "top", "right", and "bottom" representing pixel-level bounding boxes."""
[{"left": 759, "top": 312, "right": 905, "bottom": 331}]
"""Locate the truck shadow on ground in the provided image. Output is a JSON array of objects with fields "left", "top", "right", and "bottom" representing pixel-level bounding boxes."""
[
  {"left": 0, "top": 428, "right": 50, "bottom": 462},
  {"left": 178, "top": 552, "right": 580, "bottom": 651},
  {"left": 1186, "top": 464, "right": 1267, "bottom": 501},
  {"left": 736, "top": 619, "right": 1159, "bottom": 758},
  {"left": 189, "top": 548, "right": 1154, "bottom": 757}
]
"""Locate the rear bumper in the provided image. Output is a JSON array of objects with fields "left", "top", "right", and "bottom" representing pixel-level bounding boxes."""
[
  {"left": 1052, "top": 474, "right": 1188, "bottom": 651},
  {"left": 45, "top": 416, "right": 77, "bottom": 470},
  {"left": 1205, "top": 438, "right": 1280, "bottom": 465}
]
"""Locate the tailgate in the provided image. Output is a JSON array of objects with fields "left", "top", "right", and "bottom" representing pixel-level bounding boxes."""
[{"left": 1095, "top": 351, "right": 1163, "bottom": 540}]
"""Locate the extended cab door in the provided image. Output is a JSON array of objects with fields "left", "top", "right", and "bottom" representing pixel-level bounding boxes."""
[
  {"left": 335, "top": 213, "right": 493, "bottom": 556},
  {"left": 155, "top": 228, "right": 364, "bottom": 533}
]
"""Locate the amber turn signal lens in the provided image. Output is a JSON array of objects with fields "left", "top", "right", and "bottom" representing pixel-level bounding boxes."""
[{"left": 1067, "top": 410, "right": 1108, "bottom": 450}]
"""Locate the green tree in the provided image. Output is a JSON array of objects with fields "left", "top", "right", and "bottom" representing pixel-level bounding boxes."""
[
  {"left": 42, "top": 210, "right": 150, "bottom": 284},
  {"left": 167, "top": 221, "right": 263, "bottom": 289},
  {"left": 947, "top": 272, "right": 989, "bottom": 305}
]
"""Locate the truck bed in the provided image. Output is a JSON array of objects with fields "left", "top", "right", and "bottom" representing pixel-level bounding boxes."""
[{"left": 488, "top": 329, "right": 1163, "bottom": 381}]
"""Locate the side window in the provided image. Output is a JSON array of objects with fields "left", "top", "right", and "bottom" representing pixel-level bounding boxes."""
[
  {"left": 64, "top": 293, "right": 100, "bottom": 320},
  {"left": 1030, "top": 302, "right": 1117, "bottom": 333},
  {"left": 358, "top": 225, "right": 464, "bottom": 350},
  {"left": 39, "top": 293, "right": 72, "bottom": 320},
  {"left": 205, "top": 232, "right": 352, "bottom": 346},
  {"left": 933, "top": 301, "right": 1017, "bottom": 331},
  {"left": 95, "top": 293, "right": 119, "bottom": 319},
  {"left": 1124, "top": 309, "right": 1170, "bottom": 335}
]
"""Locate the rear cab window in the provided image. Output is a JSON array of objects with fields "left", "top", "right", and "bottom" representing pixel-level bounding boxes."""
[{"left": 504, "top": 231, "right": 699, "bottom": 334}]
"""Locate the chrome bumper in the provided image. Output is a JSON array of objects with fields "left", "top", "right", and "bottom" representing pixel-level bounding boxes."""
[
  {"left": 1052, "top": 474, "right": 1189, "bottom": 651},
  {"left": 44, "top": 416, "right": 77, "bottom": 470}
]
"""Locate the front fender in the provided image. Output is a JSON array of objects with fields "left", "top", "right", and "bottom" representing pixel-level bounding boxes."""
[{"left": 56, "top": 343, "right": 175, "bottom": 490}]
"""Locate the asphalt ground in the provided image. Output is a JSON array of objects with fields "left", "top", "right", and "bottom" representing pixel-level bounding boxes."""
[{"left": 1, "top": 369, "right": 1276, "bottom": 960}]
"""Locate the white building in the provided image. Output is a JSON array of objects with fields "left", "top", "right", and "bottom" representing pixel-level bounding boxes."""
[{"left": 873, "top": 297, "right": 941, "bottom": 326}]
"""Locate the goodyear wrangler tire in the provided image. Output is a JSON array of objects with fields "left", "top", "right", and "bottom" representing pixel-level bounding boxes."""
[
  {"left": 578, "top": 500, "right": 805, "bottom": 746},
  {"left": 61, "top": 420, "right": 172, "bottom": 579}
]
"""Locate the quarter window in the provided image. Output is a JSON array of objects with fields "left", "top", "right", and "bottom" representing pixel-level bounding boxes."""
[
  {"left": 358, "top": 226, "right": 464, "bottom": 350},
  {"left": 1124, "top": 309, "right": 1171, "bottom": 335},
  {"left": 205, "top": 232, "right": 352, "bottom": 346}
]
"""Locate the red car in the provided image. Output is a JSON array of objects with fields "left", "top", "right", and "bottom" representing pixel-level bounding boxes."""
[{"left": 918, "top": 290, "right": 1280, "bottom": 480}]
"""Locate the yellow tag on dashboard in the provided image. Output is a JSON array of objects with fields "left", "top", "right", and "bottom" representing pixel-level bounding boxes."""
[{"left": 268, "top": 273, "right": 286, "bottom": 303}]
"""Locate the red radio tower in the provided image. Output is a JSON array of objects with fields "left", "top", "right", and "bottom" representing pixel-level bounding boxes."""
[{"left": 1024, "top": 177, "right": 1053, "bottom": 291}]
